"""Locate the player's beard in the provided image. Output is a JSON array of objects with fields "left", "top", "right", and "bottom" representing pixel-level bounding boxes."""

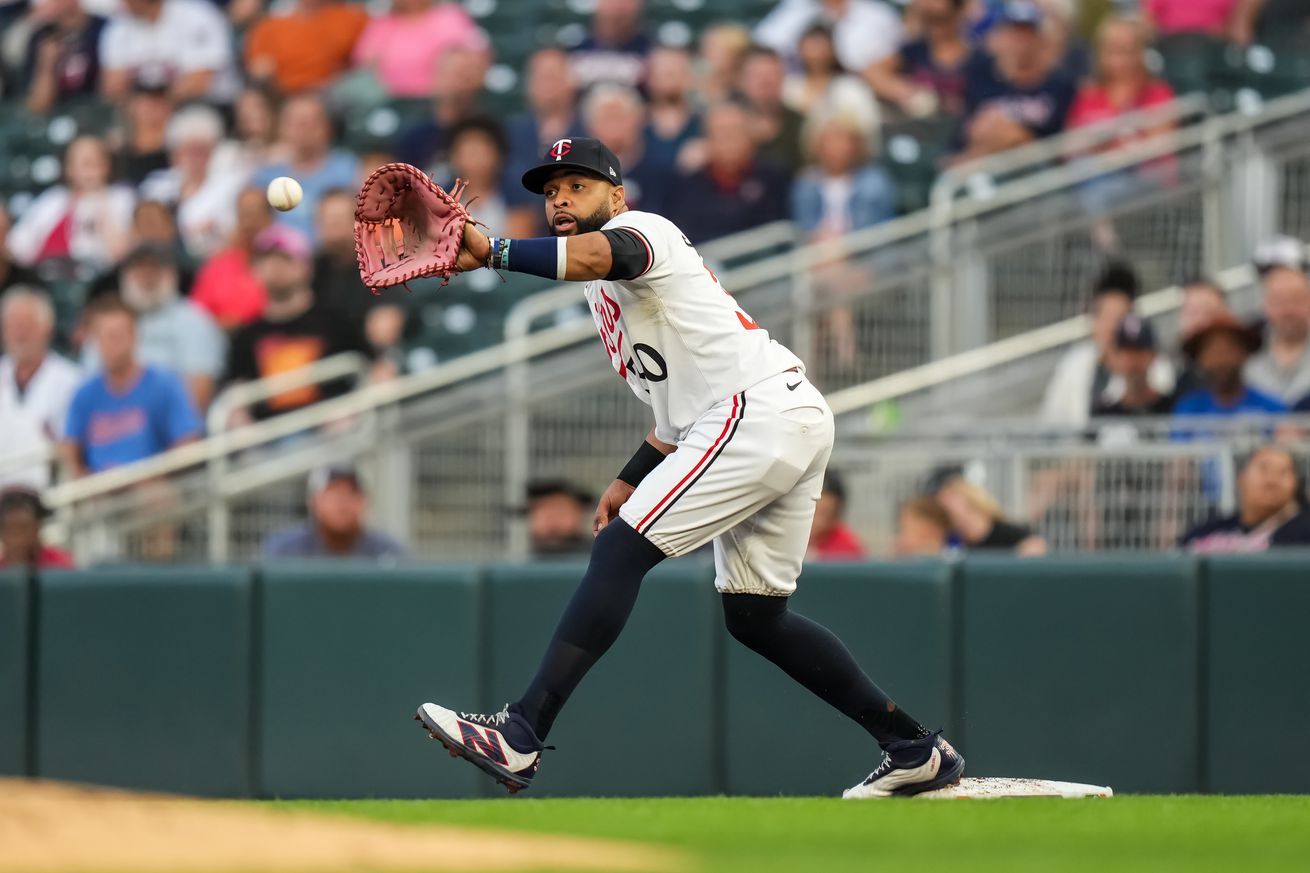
[{"left": 552, "top": 202, "right": 613, "bottom": 237}]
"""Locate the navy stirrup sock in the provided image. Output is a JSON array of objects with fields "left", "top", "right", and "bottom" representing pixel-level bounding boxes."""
[{"left": 515, "top": 520, "right": 666, "bottom": 740}]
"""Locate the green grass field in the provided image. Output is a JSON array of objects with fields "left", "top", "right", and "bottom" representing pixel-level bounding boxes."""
[{"left": 286, "top": 795, "right": 1310, "bottom": 873}]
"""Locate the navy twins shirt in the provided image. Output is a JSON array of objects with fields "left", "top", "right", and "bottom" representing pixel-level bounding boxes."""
[{"left": 959, "top": 52, "right": 1077, "bottom": 143}]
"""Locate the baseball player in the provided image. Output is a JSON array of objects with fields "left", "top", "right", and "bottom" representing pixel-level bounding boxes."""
[{"left": 404, "top": 138, "right": 964, "bottom": 798}]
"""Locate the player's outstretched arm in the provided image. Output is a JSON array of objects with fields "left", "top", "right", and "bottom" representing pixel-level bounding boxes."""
[{"left": 459, "top": 222, "right": 646, "bottom": 283}]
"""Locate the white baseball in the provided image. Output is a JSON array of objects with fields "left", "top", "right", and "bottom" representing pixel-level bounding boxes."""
[{"left": 266, "top": 176, "right": 303, "bottom": 211}]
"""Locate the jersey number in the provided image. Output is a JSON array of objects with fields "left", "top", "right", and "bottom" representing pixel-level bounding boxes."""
[
  {"left": 704, "top": 264, "right": 761, "bottom": 331},
  {"left": 627, "top": 342, "right": 667, "bottom": 383}
]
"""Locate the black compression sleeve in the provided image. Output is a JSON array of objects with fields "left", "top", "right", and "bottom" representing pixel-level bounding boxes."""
[
  {"left": 617, "top": 440, "right": 666, "bottom": 487},
  {"left": 601, "top": 228, "right": 651, "bottom": 281}
]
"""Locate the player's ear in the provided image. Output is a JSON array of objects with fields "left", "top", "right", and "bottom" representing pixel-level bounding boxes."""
[{"left": 611, "top": 183, "right": 626, "bottom": 211}]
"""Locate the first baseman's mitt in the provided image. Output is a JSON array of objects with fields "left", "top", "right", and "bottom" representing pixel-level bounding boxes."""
[{"left": 354, "top": 162, "right": 484, "bottom": 294}]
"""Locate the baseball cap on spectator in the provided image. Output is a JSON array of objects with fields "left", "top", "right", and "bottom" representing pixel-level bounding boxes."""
[
  {"left": 920, "top": 465, "right": 965, "bottom": 496},
  {"left": 122, "top": 241, "right": 177, "bottom": 268},
  {"left": 1182, "top": 312, "right": 1262, "bottom": 359},
  {"left": 521, "top": 479, "right": 594, "bottom": 512},
  {"left": 307, "top": 463, "right": 366, "bottom": 496},
  {"left": 999, "top": 0, "right": 1044, "bottom": 27},
  {"left": 0, "top": 486, "right": 52, "bottom": 521},
  {"left": 252, "top": 225, "right": 312, "bottom": 262},
  {"left": 130, "top": 76, "right": 170, "bottom": 97},
  {"left": 1253, "top": 235, "right": 1309, "bottom": 276},
  {"left": 1113, "top": 314, "right": 1157, "bottom": 350}
]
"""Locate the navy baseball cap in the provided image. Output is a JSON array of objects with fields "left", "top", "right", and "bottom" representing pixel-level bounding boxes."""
[
  {"left": 1000, "top": 0, "right": 1043, "bottom": 27},
  {"left": 521, "top": 137, "right": 624, "bottom": 194},
  {"left": 1113, "top": 314, "right": 1156, "bottom": 350}
]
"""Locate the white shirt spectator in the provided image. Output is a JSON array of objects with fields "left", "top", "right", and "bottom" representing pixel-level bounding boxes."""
[
  {"left": 755, "top": 0, "right": 903, "bottom": 72},
  {"left": 6, "top": 185, "right": 136, "bottom": 271},
  {"left": 140, "top": 141, "right": 252, "bottom": 259},
  {"left": 1040, "top": 341, "right": 1176, "bottom": 429},
  {"left": 0, "top": 352, "right": 81, "bottom": 489},
  {"left": 99, "top": 0, "right": 239, "bottom": 103},
  {"left": 82, "top": 298, "right": 225, "bottom": 384}
]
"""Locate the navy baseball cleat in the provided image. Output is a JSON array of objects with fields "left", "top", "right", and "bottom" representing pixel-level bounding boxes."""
[
  {"left": 415, "top": 702, "right": 547, "bottom": 794},
  {"left": 842, "top": 732, "right": 966, "bottom": 799}
]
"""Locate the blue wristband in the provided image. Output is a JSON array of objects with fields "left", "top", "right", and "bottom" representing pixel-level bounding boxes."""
[{"left": 501, "top": 236, "right": 565, "bottom": 280}]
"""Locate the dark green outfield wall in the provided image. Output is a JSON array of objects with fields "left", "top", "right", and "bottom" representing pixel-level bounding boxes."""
[{"left": 1, "top": 555, "right": 1307, "bottom": 797}]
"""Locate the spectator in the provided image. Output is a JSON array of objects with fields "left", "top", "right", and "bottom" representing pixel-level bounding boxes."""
[
  {"left": 62, "top": 296, "right": 200, "bottom": 477},
  {"left": 140, "top": 104, "right": 251, "bottom": 259},
  {"left": 808, "top": 472, "right": 865, "bottom": 559},
  {"left": 224, "top": 226, "right": 378, "bottom": 423},
  {"left": 525, "top": 479, "right": 592, "bottom": 557},
  {"left": 1244, "top": 236, "right": 1310, "bottom": 405},
  {"left": 935, "top": 472, "right": 1049, "bottom": 554},
  {"left": 893, "top": 495, "right": 951, "bottom": 557},
  {"left": 697, "top": 23, "right": 752, "bottom": 106},
  {"left": 312, "top": 188, "right": 409, "bottom": 363},
  {"left": 868, "top": 0, "right": 973, "bottom": 119},
  {"left": 954, "top": 0, "right": 1077, "bottom": 163},
  {"left": 1174, "top": 312, "right": 1286, "bottom": 417},
  {"left": 644, "top": 44, "right": 702, "bottom": 171},
  {"left": 245, "top": 0, "right": 368, "bottom": 96},
  {"left": 736, "top": 45, "right": 805, "bottom": 173},
  {"left": 1174, "top": 278, "right": 1233, "bottom": 398},
  {"left": 84, "top": 200, "right": 192, "bottom": 303},
  {"left": 1041, "top": 262, "right": 1175, "bottom": 428},
  {"left": 1068, "top": 17, "right": 1175, "bottom": 135},
  {"left": 569, "top": 0, "right": 650, "bottom": 91},
  {"left": 24, "top": 0, "right": 107, "bottom": 114},
  {"left": 583, "top": 84, "right": 674, "bottom": 215},
  {"left": 85, "top": 242, "right": 224, "bottom": 410},
  {"left": 1181, "top": 446, "right": 1310, "bottom": 552},
  {"left": 792, "top": 112, "right": 896, "bottom": 235},
  {"left": 0, "top": 487, "right": 74, "bottom": 569},
  {"left": 99, "top": 0, "right": 238, "bottom": 104},
  {"left": 0, "top": 207, "right": 43, "bottom": 296},
  {"left": 253, "top": 94, "right": 359, "bottom": 244},
  {"left": 191, "top": 187, "right": 273, "bottom": 331},
  {"left": 782, "top": 25, "right": 880, "bottom": 139},
  {"left": 393, "top": 44, "right": 488, "bottom": 171},
  {"left": 263, "top": 463, "right": 408, "bottom": 560},
  {"left": 0, "top": 289, "right": 80, "bottom": 490},
  {"left": 114, "top": 80, "right": 172, "bottom": 186},
  {"left": 7, "top": 135, "right": 134, "bottom": 272},
  {"left": 505, "top": 48, "right": 581, "bottom": 217},
  {"left": 755, "top": 0, "right": 904, "bottom": 73},
  {"left": 233, "top": 85, "right": 285, "bottom": 170},
  {"left": 667, "top": 101, "right": 791, "bottom": 245},
  {"left": 1093, "top": 314, "right": 1174, "bottom": 416},
  {"left": 352, "top": 0, "right": 489, "bottom": 99},
  {"left": 1142, "top": 0, "right": 1242, "bottom": 40}
]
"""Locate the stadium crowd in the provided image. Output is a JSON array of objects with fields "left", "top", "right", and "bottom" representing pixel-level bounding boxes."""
[{"left": 2, "top": 0, "right": 1310, "bottom": 567}]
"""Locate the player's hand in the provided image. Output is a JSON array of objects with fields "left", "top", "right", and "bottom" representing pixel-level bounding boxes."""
[
  {"left": 457, "top": 221, "right": 491, "bottom": 272},
  {"left": 594, "top": 479, "right": 636, "bottom": 536}
]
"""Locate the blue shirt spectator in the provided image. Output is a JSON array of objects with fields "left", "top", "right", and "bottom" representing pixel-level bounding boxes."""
[
  {"left": 1173, "top": 313, "right": 1288, "bottom": 420},
  {"left": 262, "top": 464, "right": 409, "bottom": 560},
  {"left": 955, "top": 2, "right": 1076, "bottom": 160},
  {"left": 1172, "top": 386, "right": 1287, "bottom": 417},
  {"left": 64, "top": 299, "right": 200, "bottom": 476},
  {"left": 254, "top": 94, "right": 358, "bottom": 245},
  {"left": 792, "top": 115, "right": 897, "bottom": 234},
  {"left": 567, "top": 0, "right": 650, "bottom": 90}
]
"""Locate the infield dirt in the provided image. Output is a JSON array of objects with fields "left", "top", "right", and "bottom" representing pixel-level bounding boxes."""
[{"left": 0, "top": 779, "right": 681, "bottom": 873}]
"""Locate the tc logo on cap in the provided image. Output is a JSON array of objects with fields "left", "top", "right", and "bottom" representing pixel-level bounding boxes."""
[{"left": 550, "top": 139, "right": 572, "bottom": 161}]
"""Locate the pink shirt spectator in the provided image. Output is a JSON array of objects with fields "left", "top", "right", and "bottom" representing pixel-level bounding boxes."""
[
  {"left": 352, "top": 2, "right": 489, "bottom": 98},
  {"left": 1068, "top": 79, "right": 1176, "bottom": 131},
  {"left": 1144, "top": 0, "right": 1238, "bottom": 36}
]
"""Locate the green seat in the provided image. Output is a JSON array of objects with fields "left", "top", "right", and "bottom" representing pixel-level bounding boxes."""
[{"left": 1156, "top": 33, "right": 1228, "bottom": 96}]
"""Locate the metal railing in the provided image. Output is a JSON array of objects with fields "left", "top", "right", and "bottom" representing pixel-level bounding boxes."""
[{"left": 42, "top": 88, "right": 1310, "bottom": 563}]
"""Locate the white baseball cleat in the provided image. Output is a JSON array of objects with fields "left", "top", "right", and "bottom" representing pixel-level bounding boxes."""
[
  {"left": 843, "top": 732, "right": 965, "bottom": 799},
  {"left": 414, "top": 702, "right": 545, "bottom": 794}
]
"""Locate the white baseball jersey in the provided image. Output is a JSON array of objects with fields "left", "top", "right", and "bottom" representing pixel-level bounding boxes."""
[{"left": 583, "top": 210, "right": 803, "bottom": 445}]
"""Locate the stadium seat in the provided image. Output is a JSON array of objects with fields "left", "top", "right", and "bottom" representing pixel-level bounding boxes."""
[{"left": 1155, "top": 33, "right": 1229, "bottom": 97}]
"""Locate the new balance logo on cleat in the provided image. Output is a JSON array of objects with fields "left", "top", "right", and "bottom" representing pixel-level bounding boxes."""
[
  {"left": 415, "top": 702, "right": 546, "bottom": 794},
  {"left": 843, "top": 732, "right": 966, "bottom": 799}
]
